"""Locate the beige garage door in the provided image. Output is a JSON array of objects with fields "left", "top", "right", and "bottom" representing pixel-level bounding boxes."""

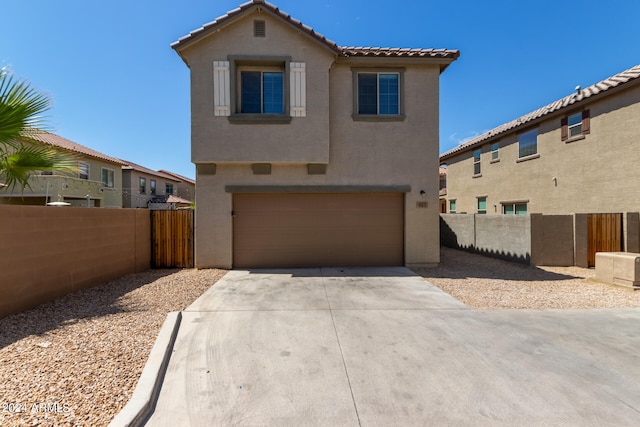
[{"left": 233, "top": 193, "right": 404, "bottom": 268}]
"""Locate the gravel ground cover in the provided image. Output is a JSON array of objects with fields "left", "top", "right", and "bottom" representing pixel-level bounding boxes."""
[
  {"left": 0, "top": 268, "right": 226, "bottom": 427},
  {"left": 414, "top": 246, "right": 640, "bottom": 309}
]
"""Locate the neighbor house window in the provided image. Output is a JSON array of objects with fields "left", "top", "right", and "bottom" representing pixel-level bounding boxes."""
[
  {"left": 477, "top": 197, "right": 487, "bottom": 214},
  {"left": 166, "top": 183, "right": 174, "bottom": 195},
  {"left": 561, "top": 110, "right": 590, "bottom": 141},
  {"left": 79, "top": 162, "right": 89, "bottom": 180},
  {"left": 353, "top": 69, "right": 403, "bottom": 118},
  {"left": 503, "top": 203, "right": 528, "bottom": 215},
  {"left": 139, "top": 177, "right": 146, "bottom": 194},
  {"left": 449, "top": 199, "right": 457, "bottom": 213},
  {"left": 240, "top": 70, "right": 284, "bottom": 114},
  {"left": 518, "top": 129, "right": 538, "bottom": 158},
  {"left": 101, "top": 168, "right": 115, "bottom": 188},
  {"left": 150, "top": 179, "right": 156, "bottom": 195},
  {"left": 473, "top": 149, "right": 481, "bottom": 175},
  {"left": 491, "top": 143, "right": 500, "bottom": 161}
]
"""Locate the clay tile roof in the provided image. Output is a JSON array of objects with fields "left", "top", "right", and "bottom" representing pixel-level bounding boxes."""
[
  {"left": 158, "top": 169, "right": 196, "bottom": 185},
  {"left": 341, "top": 46, "right": 459, "bottom": 60},
  {"left": 172, "top": 1, "right": 459, "bottom": 66},
  {"left": 440, "top": 63, "right": 640, "bottom": 160},
  {"left": 121, "top": 160, "right": 181, "bottom": 182},
  {"left": 24, "top": 131, "right": 126, "bottom": 165}
]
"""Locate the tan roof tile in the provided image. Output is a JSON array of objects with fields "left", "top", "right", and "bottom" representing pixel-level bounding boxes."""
[{"left": 24, "top": 132, "right": 126, "bottom": 165}]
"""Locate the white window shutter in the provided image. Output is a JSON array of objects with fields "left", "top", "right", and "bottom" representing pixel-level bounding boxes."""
[
  {"left": 290, "top": 62, "right": 306, "bottom": 117},
  {"left": 213, "top": 61, "right": 230, "bottom": 116}
]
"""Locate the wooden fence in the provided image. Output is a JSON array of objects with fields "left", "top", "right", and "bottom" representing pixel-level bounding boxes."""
[
  {"left": 151, "top": 209, "right": 194, "bottom": 268},
  {"left": 587, "top": 213, "right": 622, "bottom": 267}
]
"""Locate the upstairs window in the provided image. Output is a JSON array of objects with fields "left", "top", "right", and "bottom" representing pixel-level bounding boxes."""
[
  {"left": 150, "top": 179, "right": 157, "bottom": 195},
  {"left": 240, "top": 70, "right": 284, "bottom": 114},
  {"left": 561, "top": 110, "right": 590, "bottom": 141},
  {"left": 491, "top": 143, "right": 500, "bottom": 161},
  {"left": 518, "top": 129, "right": 538, "bottom": 158},
  {"left": 449, "top": 199, "right": 457, "bottom": 213},
  {"left": 357, "top": 72, "right": 399, "bottom": 115},
  {"left": 139, "top": 177, "right": 146, "bottom": 194},
  {"left": 101, "top": 168, "right": 114, "bottom": 188},
  {"left": 353, "top": 69, "right": 404, "bottom": 120},
  {"left": 214, "top": 57, "right": 305, "bottom": 121},
  {"left": 79, "top": 162, "right": 89, "bottom": 180},
  {"left": 473, "top": 149, "right": 481, "bottom": 175},
  {"left": 166, "top": 183, "right": 174, "bottom": 195}
]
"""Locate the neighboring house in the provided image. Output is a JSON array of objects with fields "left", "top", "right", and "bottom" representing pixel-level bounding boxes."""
[
  {"left": 172, "top": 0, "right": 459, "bottom": 268},
  {"left": 440, "top": 64, "right": 640, "bottom": 216},
  {"left": 121, "top": 161, "right": 181, "bottom": 208},
  {"left": 158, "top": 169, "right": 196, "bottom": 203},
  {"left": 0, "top": 132, "right": 125, "bottom": 208}
]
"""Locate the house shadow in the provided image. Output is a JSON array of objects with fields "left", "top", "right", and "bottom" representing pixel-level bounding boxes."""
[
  {"left": 412, "top": 246, "right": 580, "bottom": 282},
  {"left": 0, "top": 269, "right": 178, "bottom": 351}
]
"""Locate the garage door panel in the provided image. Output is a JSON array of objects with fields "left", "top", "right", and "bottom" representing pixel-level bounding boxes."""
[{"left": 233, "top": 193, "right": 403, "bottom": 268}]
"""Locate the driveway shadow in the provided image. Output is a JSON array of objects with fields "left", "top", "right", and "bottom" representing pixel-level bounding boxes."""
[{"left": 412, "top": 246, "right": 581, "bottom": 282}]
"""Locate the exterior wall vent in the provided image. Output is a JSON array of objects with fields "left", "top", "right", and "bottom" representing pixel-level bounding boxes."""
[{"left": 254, "top": 20, "right": 266, "bottom": 37}]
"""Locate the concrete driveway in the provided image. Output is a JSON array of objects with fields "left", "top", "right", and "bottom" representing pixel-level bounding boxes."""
[{"left": 141, "top": 267, "right": 640, "bottom": 426}]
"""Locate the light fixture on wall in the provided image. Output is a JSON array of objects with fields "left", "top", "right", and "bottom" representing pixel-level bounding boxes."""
[{"left": 420, "top": 190, "right": 426, "bottom": 195}]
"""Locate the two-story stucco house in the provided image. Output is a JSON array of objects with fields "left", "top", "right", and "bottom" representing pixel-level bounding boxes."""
[
  {"left": 440, "top": 64, "right": 640, "bottom": 217},
  {"left": 158, "top": 169, "right": 196, "bottom": 203},
  {"left": 0, "top": 132, "right": 125, "bottom": 208},
  {"left": 172, "top": 0, "right": 458, "bottom": 268},
  {"left": 120, "top": 160, "right": 182, "bottom": 209}
]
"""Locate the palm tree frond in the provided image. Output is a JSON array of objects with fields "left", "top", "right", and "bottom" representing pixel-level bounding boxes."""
[
  {"left": 0, "top": 144, "right": 79, "bottom": 192},
  {"left": 0, "top": 69, "right": 52, "bottom": 147}
]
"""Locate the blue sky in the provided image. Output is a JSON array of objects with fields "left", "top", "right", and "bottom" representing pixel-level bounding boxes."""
[{"left": 2, "top": 0, "right": 639, "bottom": 179}]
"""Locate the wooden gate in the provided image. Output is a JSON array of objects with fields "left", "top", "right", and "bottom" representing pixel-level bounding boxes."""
[
  {"left": 151, "top": 210, "right": 194, "bottom": 268},
  {"left": 587, "top": 213, "right": 622, "bottom": 267}
]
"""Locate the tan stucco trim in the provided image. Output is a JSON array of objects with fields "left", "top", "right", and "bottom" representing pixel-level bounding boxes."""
[{"left": 225, "top": 185, "right": 411, "bottom": 193}]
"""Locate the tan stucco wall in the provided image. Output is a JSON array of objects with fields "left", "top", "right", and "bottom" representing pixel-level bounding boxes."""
[{"left": 444, "top": 83, "right": 640, "bottom": 215}]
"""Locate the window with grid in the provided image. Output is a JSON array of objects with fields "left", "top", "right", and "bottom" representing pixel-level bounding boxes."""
[
  {"left": 518, "top": 129, "right": 538, "bottom": 158},
  {"left": 79, "top": 162, "right": 89, "bottom": 180},
  {"left": 491, "top": 143, "right": 499, "bottom": 161},
  {"left": 101, "top": 168, "right": 114, "bottom": 188},
  {"left": 473, "top": 149, "right": 481, "bottom": 175},
  {"left": 166, "top": 183, "right": 174, "bottom": 195}
]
